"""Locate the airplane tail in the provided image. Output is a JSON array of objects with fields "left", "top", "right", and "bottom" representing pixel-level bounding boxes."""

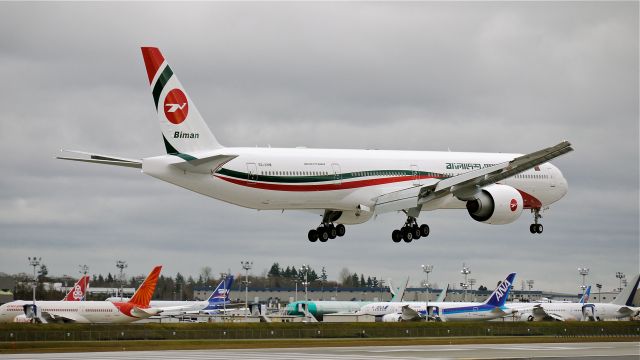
[
  {"left": 483, "top": 273, "right": 516, "bottom": 307},
  {"left": 128, "top": 266, "right": 162, "bottom": 307},
  {"left": 207, "top": 275, "right": 234, "bottom": 304},
  {"left": 579, "top": 285, "right": 591, "bottom": 304},
  {"left": 141, "top": 47, "right": 222, "bottom": 157},
  {"left": 62, "top": 275, "right": 90, "bottom": 301},
  {"left": 612, "top": 274, "right": 639, "bottom": 306}
]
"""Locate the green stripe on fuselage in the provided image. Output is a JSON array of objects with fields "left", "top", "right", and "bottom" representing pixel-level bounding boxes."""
[{"left": 216, "top": 168, "right": 444, "bottom": 183}]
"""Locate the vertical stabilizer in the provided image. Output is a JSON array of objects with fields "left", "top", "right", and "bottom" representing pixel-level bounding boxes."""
[
  {"left": 128, "top": 266, "right": 162, "bottom": 307},
  {"left": 484, "top": 273, "right": 516, "bottom": 307},
  {"left": 62, "top": 276, "right": 90, "bottom": 301},
  {"left": 207, "top": 275, "right": 234, "bottom": 305},
  {"left": 141, "top": 47, "right": 222, "bottom": 157},
  {"left": 612, "top": 274, "right": 639, "bottom": 306}
]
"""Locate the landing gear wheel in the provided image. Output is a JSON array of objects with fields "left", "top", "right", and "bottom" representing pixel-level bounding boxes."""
[
  {"left": 535, "top": 224, "right": 543, "bottom": 234},
  {"left": 392, "top": 229, "right": 402, "bottom": 243},
  {"left": 308, "top": 229, "right": 318, "bottom": 242},
  {"left": 530, "top": 224, "right": 536, "bottom": 234},
  {"left": 412, "top": 226, "right": 421, "bottom": 240},
  {"left": 402, "top": 227, "right": 413, "bottom": 242},
  {"left": 328, "top": 224, "right": 337, "bottom": 239},
  {"left": 420, "top": 224, "right": 430, "bottom": 237},
  {"left": 336, "top": 224, "right": 346, "bottom": 237},
  {"left": 317, "top": 227, "right": 329, "bottom": 242}
]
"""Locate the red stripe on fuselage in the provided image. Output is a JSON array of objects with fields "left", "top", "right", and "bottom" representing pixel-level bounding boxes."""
[
  {"left": 517, "top": 189, "right": 543, "bottom": 209},
  {"left": 214, "top": 175, "right": 431, "bottom": 191}
]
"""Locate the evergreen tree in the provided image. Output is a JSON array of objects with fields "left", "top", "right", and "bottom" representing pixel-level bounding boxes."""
[
  {"left": 351, "top": 273, "right": 359, "bottom": 287},
  {"left": 268, "top": 263, "right": 281, "bottom": 277},
  {"left": 360, "top": 274, "right": 365, "bottom": 287},
  {"left": 366, "top": 276, "right": 372, "bottom": 288}
]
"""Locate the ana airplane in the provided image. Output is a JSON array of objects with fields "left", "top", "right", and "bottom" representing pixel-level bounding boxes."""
[
  {"left": 62, "top": 275, "right": 90, "bottom": 301},
  {"left": 106, "top": 275, "right": 234, "bottom": 315},
  {"left": 0, "top": 266, "right": 162, "bottom": 323},
  {"left": 358, "top": 273, "right": 516, "bottom": 322},
  {"left": 510, "top": 275, "right": 639, "bottom": 321},
  {"left": 57, "top": 47, "right": 573, "bottom": 243}
]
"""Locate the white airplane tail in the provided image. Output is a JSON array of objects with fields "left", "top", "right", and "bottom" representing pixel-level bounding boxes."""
[{"left": 141, "top": 47, "right": 222, "bottom": 157}]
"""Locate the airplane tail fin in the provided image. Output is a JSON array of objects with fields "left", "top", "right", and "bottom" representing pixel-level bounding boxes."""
[
  {"left": 207, "top": 275, "right": 234, "bottom": 304},
  {"left": 435, "top": 284, "right": 449, "bottom": 302},
  {"left": 128, "top": 266, "right": 162, "bottom": 307},
  {"left": 579, "top": 285, "right": 591, "bottom": 304},
  {"left": 612, "top": 274, "right": 639, "bottom": 306},
  {"left": 484, "top": 273, "right": 516, "bottom": 307},
  {"left": 141, "top": 47, "right": 222, "bottom": 157},
  {"left": 62, "top": 275, "right": 90, "bottom": 301}
]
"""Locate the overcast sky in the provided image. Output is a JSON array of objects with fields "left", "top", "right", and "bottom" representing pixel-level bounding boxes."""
[{"left": 0, "top": 2, "right": 637, "bottom": 295}]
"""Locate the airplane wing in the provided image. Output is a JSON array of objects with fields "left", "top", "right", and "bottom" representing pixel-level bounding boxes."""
[
  {"left": 40, "top": 311, "right": 87, "bottom": 323},
  {"left": 56, "top": 150, "right": 142, "bottom": 168},
  {"left": 374, "top": 141, "right": 573, "bottom": 214},
  {"left": 400, "top": 305, "right": 422, "bottom": 321}
]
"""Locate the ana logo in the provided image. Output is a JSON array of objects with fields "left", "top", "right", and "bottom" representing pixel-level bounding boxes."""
[
  {"left": 163, "top": 88, "right": 189, "bottom": 124},
  {"left": 510, "top": 198, "right": 518, "bottom": 212},
  {"left": 72, "top": 284, "right": 83, "bottom": 300},
  {"left": 494, "top": 279, "right": 512, "bottom": 301}
]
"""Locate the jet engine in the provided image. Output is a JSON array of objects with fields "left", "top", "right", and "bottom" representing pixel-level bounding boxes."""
[
  {"left": 466, "top": 184, "right": 524, "bottom": 225},
  {"left": 381, "top": 313, "right": 403, "bottom": 322}
]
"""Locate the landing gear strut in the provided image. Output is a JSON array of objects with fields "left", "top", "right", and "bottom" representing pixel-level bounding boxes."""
[
  {"left": 391, "top": 216, "right": 429, "bottom": 243},
  {"left": 529, "top": 208, "right": 543, "bottom": 234}
]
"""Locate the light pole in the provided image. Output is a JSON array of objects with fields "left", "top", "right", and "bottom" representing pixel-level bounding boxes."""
[
  {"left": 116, "top": 260, "right": 127, "bottom": 301},
  {"left": 596, "top": 283, "right": 602, "bottom": 303},
  {"left": 461, "top": 263, "right": 471, "bottom": 302},
  {"left": 301, "top": 264, "right": 310, "bottom": 303},
  {"left": 294, "top": 279, "right": 298, "bottom": 302},
  {"left": 241, "top": 261, "right": 252, "bottom": 319},
  {"left": 220, "top": 272, "right": 228, "bottom": 314},
  {"left": 526, "top": 280, "right": 534, "bottom": 291},
  {"left": 28, "top": 257, "right": 41, "bottom": 305},
  {"left": 469, "top": 278, "right": 476, "bottom": 301},
  {"left": 578, "top": 267, "right": 589, "bottom": 294},
  {"left": 421, "top": 264, "right": 433, "bottom": 317},
  {"left": 615, "top": 272, "right": 625, "bottom": 292},
  {"left": 78, "top": 264, "right": 89, "bottom": 301}
]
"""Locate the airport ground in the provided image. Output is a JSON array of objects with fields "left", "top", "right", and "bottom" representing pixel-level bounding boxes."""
[{"left": 0, "top": 322, "right": 638, "bottom": 354}]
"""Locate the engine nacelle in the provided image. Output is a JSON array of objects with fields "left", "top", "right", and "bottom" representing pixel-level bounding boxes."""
[
  {"left": 381, "top": 313, "right": 403, "bottom": 322},
  {"left": 466, "top": 184, "right": 523, "bottom": 225}
]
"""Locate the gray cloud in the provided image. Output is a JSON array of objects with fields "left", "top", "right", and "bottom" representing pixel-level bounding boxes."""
[{"left": 0, "top": 2, "right": 637, "bottom": 293}]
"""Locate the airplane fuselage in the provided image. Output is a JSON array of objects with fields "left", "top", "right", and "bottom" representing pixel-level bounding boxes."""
[{"left": 0, "top": 300, "right": 149, "bottom": 324}]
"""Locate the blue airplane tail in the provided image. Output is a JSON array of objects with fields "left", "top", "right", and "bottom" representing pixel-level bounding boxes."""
[
  {"left": 579, "top": 285, "right": 591, "bottom": 304},
  {"left": 206, "top": 275, "right": 234, "bottom": 305},
  {"left": 484, "top": 273, "right": 516, "bottom": 307}
]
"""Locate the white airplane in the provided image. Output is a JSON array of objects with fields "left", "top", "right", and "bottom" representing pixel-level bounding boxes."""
[
  {"left": 358, "top": 273, "right": 516, "bottom": 322},
  {"left": 510, "top": 275, "right": 639, "bottom": 321},
  {"left": 57, "top": 47, "right": 573, "bottom": 243},
  {"left": 105, "top": 275, "right": 234, "bottom": 315},
  {"left": 0, "top": 266, "right": 163, "bottom": 323}
]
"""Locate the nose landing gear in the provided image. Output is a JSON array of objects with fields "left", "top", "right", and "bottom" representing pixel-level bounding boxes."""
[{"left": 530, "top": 208, "right": 543, "bottom": 234}]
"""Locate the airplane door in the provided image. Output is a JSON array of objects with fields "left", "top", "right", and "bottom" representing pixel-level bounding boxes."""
[
  {"left": 582, "top": 304, "right": 595, "bottom": 321},
  {"left": 411, "top": 164, "right": 420, "bottom": 186},
  {"left": 331, "top": 163, "right": 342, "bottom": 185},
  {"left": 427, "top": 306, "right": 441, "bottom": 321},
  {"left": 246, "top": 163, "right": 258, "bottom": 183}
]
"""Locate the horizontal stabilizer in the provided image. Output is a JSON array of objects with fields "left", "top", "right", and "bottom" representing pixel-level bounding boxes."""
[
  {"left": 172, "top": 154, "right": 237, "bottom": 174},
  {"left": 57, "top": 150, "right": 142, "bottom": 168}
]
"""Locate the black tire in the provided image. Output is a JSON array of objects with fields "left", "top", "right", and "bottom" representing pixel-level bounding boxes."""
[
  {"left": 412, "top": 226, "right": 421, "bottom": 240},
  {"left": 392, "top": 229, "right": 402, "bottom": 243},
  {"left": 530, "top": 224, "right": 536, "bottom": 234},
  {"left": 420, "top": 224, "right": 430, "bottom": 237},
  {"left": 317, "top": 227, "right": 329, "bottom": 242},
  {"left": 328, "top": 225, "right": 337, "bottom": 239},
  {"left": 308, "top": 229, "right": 318, "bottom": 242},
  {"left": 402, "top": 227, "right": 413, "bottom": 242},
  {"left": 336, "top": 224, "right": 346, "bottom": 237},
  {"left": 536, "top": 224, "right": 543, "bottom": 234}
]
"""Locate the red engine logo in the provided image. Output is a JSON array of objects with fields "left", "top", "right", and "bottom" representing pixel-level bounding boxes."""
[
  {"left": 164, "top": 88, "right": 189, "bottom": 124},
  {"left": 510, "top": 198, "right": 518, "bottom": 212}
]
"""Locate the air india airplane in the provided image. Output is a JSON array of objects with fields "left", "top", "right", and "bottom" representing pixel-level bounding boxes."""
[
  {"left": 61, "top": 275, "right": 90, "bottom": 301},
  {"left": 0, "top": 266, "right": 162, "bottom": 323},
  {"left": 58, "top": 47, "right": 573, "bottom": 243}
]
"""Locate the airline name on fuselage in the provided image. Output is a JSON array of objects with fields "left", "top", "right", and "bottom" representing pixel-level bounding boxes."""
[
  {"left": 446, "top": 162, "right": 496, "bottom": 170},
  {"left": 174, "top": 131, "right": 199, "bottom": 139}
]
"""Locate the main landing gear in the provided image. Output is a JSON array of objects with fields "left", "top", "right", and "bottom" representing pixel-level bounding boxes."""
[
  {"left": 391, "top": 216, "right": 429, "bottom": 243},
  {"left": 530, "top": 208, "right": 543, "bottom": 234},
  {"left": 308, "top": 223, "right": 346, "bottom": 243}
]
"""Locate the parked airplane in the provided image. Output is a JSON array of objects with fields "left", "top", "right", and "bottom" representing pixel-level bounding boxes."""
[
  {"left": 62, "top": 275, "right": 90, "bottom": 301},
  {"left": 358, "top": 273, "right": 516, "bottom": 322},
  {"left": 537, "top": 286, "right": 590, "bottom": 304},
  {"left": 106, "top": 275, "right": 234, "bottom": 315},
  {"left": 0, "top": 266, "right": 163, "bottom": 323},
  {"left": 57, "top": 47, "right": 573, "bottom": 243},
  {"left": 511, "top": 275, "right": 639, "bottom": 321}
]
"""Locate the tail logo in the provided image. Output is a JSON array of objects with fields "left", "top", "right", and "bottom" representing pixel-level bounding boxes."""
[
  {"left": 510, "top": 199, "right": 518, "bottom": 212},
  {"left": 72, "top": 284, "right": 83, "bottom": 300},
  {"left": 164, "top": 88, "right": 189, "bottom": 124},
  {"left": 495, "top": 279, "right": 511, "bottom": 301}
]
